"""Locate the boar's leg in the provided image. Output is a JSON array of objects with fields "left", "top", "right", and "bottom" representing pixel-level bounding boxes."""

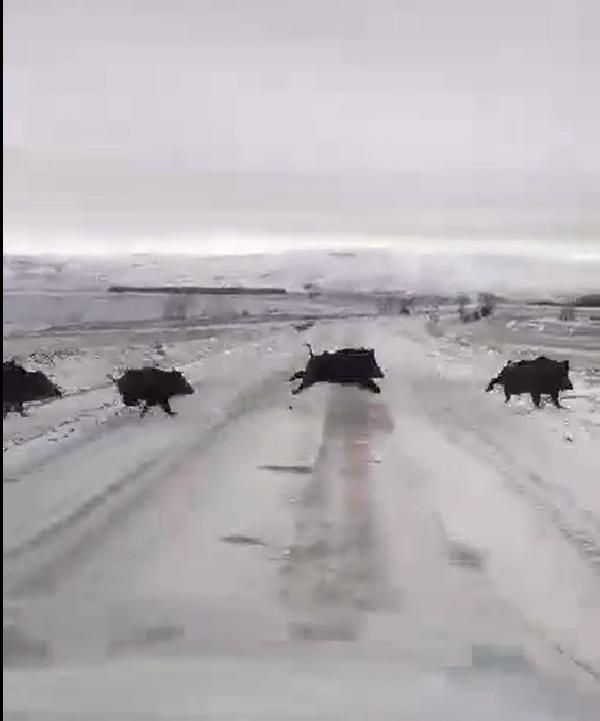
[
  {"left": 139, "top": 401, "right": 151, "bottom": 417},
  {"left": 3, "top": 402, "right": 23, "bottom": 417},
  {"left": 530, "top": 391, "right": 542, "bottom": 408},
  {"left": 3, "top": 402, "right": 15, "bottom": 417},
  {"left": 6, "top": 400, "right": 27, "bottom": 416},
  {"left": 360, "top": 379, "right": 381, "bottom": 394},
  {"left": 160, "top": 399, "right": 177, "bottom": 416},
  {"left": 550, "top": 390, "right": 563, "bottom": 409},
  {"left": 504, "top": 389, "right": 511, "bottom": 403}
]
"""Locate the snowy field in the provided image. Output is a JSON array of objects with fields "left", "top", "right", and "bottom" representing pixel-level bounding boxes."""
[{"left": 3, "top": 252, "right": 600, "bottom": 719}]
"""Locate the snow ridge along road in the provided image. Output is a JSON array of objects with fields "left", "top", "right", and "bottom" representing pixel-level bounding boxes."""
[{"left": 3, "top": 316, "right": 600, "bottom": 704}]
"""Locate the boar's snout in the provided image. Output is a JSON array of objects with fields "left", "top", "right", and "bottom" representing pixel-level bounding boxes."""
[
  {"left": 372, "top": 362, "right": 385, "bottom": 379},
  {"left": 182, "top": 379, "right": 195, "bottom": 395},
  {"left": 169, "top": 369, "right": 194, "bottom": 395}
]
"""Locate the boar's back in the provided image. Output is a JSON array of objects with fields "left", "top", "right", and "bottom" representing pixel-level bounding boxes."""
[{"left": 503, "top": 356, "right": 570, "bottom": 393}]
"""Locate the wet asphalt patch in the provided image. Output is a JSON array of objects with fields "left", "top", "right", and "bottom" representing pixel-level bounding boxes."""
[{"left": 446, "top": 541, "right": 486, "bottom": 571}]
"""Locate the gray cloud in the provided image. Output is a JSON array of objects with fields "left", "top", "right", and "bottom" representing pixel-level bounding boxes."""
[{"left": 4, "top": 0, "right": 599, "bottom": 251}]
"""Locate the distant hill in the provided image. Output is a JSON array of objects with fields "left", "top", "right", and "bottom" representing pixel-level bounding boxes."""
[
  {"left": 574, "top": 294, "right": 600, "bottom": 307},
  {"left": 5, "top": 250, "right": 600, "bottom": 298}
]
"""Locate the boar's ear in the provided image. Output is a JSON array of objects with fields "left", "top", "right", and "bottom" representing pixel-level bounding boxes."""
[{"left": 563, "top": 360, "right": 570, "bottom": 371}]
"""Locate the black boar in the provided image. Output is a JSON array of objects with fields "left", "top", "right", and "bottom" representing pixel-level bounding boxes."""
[
  {"left": 113, "top": 366, "right": 194, "bottom": 416},
  {"left": 485, "top": 356, "right": 573, "bottom": 408},
  {"left": 289, "top": 344, "right": 384, "bottom": 395},
  {"left": 3, "top": 360, "right": 62, "bottom": 417}
]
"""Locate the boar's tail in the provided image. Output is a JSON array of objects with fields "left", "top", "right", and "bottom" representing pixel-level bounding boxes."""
[{"left": 304, "top": 342, "right": 314, "bottom": 358}]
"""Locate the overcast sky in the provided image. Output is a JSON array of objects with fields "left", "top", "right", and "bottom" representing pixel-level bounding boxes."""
[{"left": 3, "top": 0, "right": 599, "bottom": 254}]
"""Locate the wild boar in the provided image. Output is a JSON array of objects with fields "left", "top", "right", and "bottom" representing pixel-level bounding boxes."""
[
  {"left": 113, "top": 366, "right": 194, "bottom": 416},
  {"left": 486, "top": 356, "right": 573, "bottom": 408},
  {"left": 289, "top": 344, "right": 384, "bottom": 395},
  {"left": 3, "top": 360, "right": 62, "bottom": 417}
]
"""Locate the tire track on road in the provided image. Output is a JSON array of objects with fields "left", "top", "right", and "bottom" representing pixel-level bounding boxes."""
[{"left": 281, "top": 385, "right": 395, "bottom": 641}]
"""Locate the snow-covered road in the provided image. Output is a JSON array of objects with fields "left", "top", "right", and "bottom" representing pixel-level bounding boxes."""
[{"left": 4, "top": 317, "right": 600, "bottom": 719}]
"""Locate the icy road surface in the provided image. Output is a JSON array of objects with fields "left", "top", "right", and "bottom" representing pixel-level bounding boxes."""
[{"left": 4, "top": 315, "right": 600, "bottom": 719}]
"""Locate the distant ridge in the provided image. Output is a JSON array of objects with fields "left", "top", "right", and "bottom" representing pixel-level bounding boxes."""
[
  {"left": 528, "top": 294, "right": 600, "bottom": 307},
  {"left": 575, "top": 294, "right": 600, "bottom": 307},
  {"left": 108, "top": 285, "right": 287, "bottom": 295}
]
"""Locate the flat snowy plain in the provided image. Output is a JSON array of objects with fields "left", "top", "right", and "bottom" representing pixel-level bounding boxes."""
[{"left": 3, "top": 253, "right": 600, "bottom": 720}]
